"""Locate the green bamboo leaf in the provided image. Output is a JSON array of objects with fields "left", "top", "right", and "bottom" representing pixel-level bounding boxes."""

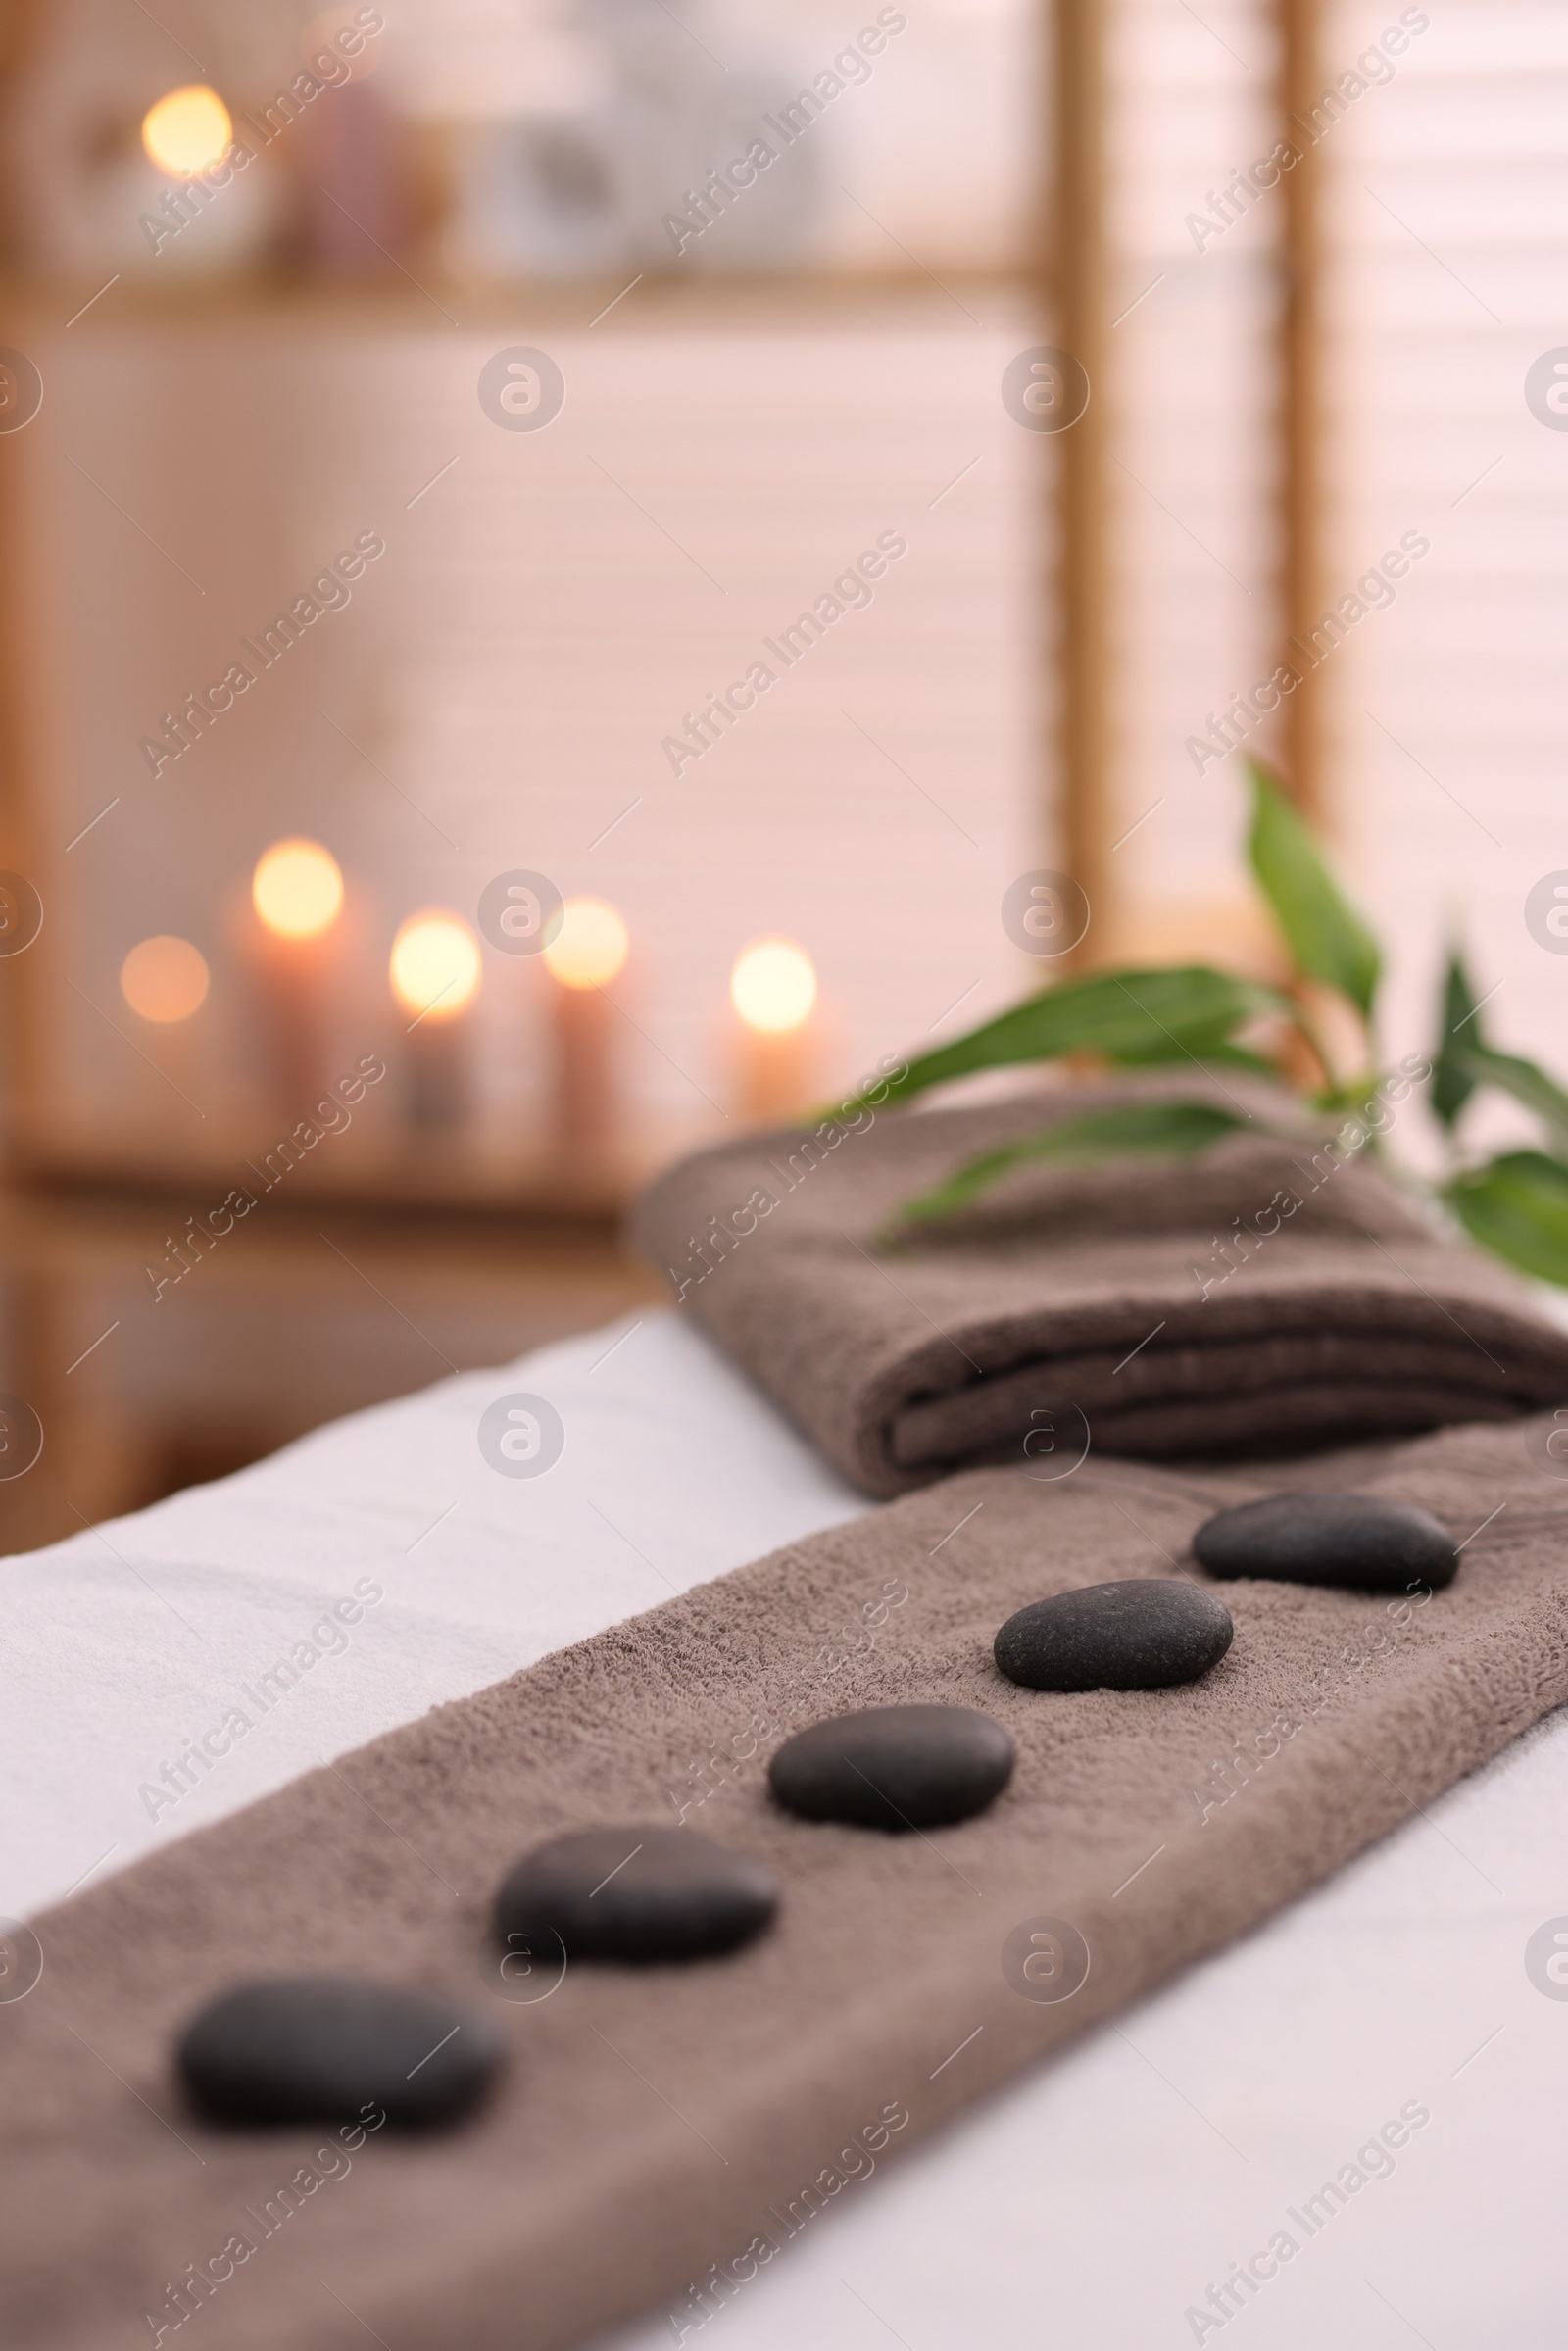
[
  {"left": 1430, "top": 952, "right": 1481, "bottom": 1130},
  {"left": 836, "top": 966, "right": 1295, "bottom": 1121},
  {"left": 1445, "top": 1151, "right": 1568, "bottom": 1286},
  {"left": 1450, "top": 1040, "right": 1568, "bottom": 1148},
  {"left": 1103, "top": 1031, "right": 1280, "bottom": 1078},
  {"left": 1247, "top": 759, "right": 1382, "bottom": 1015},
  {"left": 890, "top": 1101, "right": 1253, "bottom": 1230}
]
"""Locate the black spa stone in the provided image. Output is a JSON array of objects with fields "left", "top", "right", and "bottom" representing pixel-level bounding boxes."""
[
  {"left": 176, "top": 1978, "right": 503, "bottom": 2128},
  {"left": 1192, "top": 1492, "right": 1459, "bottom": 1593},
  {"left": 768, "top": 1704, "right": 1014, "bottom": 1832},
  {"left": 495, "top": 1827, "right": 779, "bottom": 1964},
  {"left": 994, "top": 1579, "right": 1234, "bottom": 1691}
]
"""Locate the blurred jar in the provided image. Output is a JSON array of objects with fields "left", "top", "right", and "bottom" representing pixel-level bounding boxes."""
[{"left": 441, "top": 0, "right": 821, "bottom": 281}]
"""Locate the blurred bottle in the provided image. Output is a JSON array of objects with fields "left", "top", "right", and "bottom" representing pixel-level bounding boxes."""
[{"left": 292, "top": 10, "right": 411, "bottom": 277}]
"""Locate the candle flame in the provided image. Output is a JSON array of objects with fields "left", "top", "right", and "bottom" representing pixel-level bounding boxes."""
[
  {"left": 141, "top": 85, "right": 232, "bottom": 177},
  {"left": 390, "top": 910, "right": 481, "bottom": 1022},
  {"left": 253, "top": 838, "right": 344, "bottom": 940},
  {"left": 122, "top": 935, "right": 209, "bottom": 1023},
  {"left": 544, "top": 897, "right": 629, "bottom": 991},
  {"left": 731, "top": 938, "right": 816, "bottom": 1034}
]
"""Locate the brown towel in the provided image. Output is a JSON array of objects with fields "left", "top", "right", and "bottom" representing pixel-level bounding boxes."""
[
  {"left": 628, "top": 1082, "right": 1568, "bottom": 1495},
  {"left": 7, "top": 1418, "right": 1568, "bottom": 2351}
]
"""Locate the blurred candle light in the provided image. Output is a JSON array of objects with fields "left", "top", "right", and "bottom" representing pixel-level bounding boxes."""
[
  {"left": 390, "top": 909, "right": 481, "bottom": 1021},
  {"left": 543, "top": 898, "right": 628, "bottom": 992},
  {"left": 141, "top": 86, "right": 233, "bottom": 177},
  {"left": 253, "top": 838, "right": 344, "bottom": 939},
  {"left": 730, "top": 937, "right": 818, "bottom": 1124},
  {"left": 543, "top": 897, "right": 628, "bottom": 1165},
  {"left": 121, "top": 935, "right": 209, "bottom": 1023},
  {"left": 731, "top": 938, "right": 816, "bottom": 1033},
  {"left": 389, "top": 908, "right": 481, "bottom": 1130},
  {"left": 250, "top": 837, "right": 344, "bottom": 1117}
]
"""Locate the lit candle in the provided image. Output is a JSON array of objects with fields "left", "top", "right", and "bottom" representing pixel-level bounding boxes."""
[
  {"left": 120, "top": 933, "right": 210, "bottom": 1116},
  {"left": 250, "top": 837, "right": 344, "bottom": 1115},
  {"left": 121, "top": 934, "right": 210, "bottom": 1023},
  {"left": 141, "top": 85, "right": 233, "bottom": 177},
  {"left": 389, "top": 907, "right": 481, "bottom": 1129},
  {"left": 543, "top": 897, "right": 628, "bottom": 1164},
  {"left": 730, "top": 937, "right": 818, "bottom": 1124}
]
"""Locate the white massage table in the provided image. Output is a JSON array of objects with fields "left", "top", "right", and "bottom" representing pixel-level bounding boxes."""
[{"left": 6, "top": 1312, "right": 1562, "bottom": 2348}]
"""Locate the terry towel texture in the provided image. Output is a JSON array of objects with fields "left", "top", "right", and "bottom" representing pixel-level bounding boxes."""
[
  {"left": 629, "top": 1087, "right": 1568, "bottom": 1495},
  {"left": 8, "top": 1419, "right": 1568, "bottom": 2351}
]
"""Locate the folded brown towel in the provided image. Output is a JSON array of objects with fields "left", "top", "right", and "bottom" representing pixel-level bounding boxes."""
[
  {"left": 629, "top": 1082, "right": 1568, "bottom": 1495},
  {"left": 7, "top": 1421, "right": 1567, "bottom": 2351}
]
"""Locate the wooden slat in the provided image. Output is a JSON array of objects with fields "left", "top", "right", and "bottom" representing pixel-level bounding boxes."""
[
  {"left": 1053, "top": 0, "right": 1114, "bottom": 961},
  {"left": 1278, "top": 0, "right": 1326, "bottom": 822},
  {"left": 0, "top": 0, "right": 54, "bottom": 1144}
]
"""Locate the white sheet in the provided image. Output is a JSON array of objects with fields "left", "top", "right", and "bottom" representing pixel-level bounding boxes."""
[{"left": 7, "top": 1312, "right": 1562, "bottom": 2349}]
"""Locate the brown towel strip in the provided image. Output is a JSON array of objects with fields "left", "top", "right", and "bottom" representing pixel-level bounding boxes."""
[
  {"left": 7, "top": 1417, "right": 1568, "bottom": 2351},
  {"left": 628, "top": 1085, "right": 1568, "bottom": 1494}
]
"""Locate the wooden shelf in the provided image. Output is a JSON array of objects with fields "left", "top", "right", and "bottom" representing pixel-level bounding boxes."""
[
  {"left": 0, "top": 1169, "right": 657, "bottom": 1271},
  {"left": 2, "top": 1108, "right": 685, "bottom": 1221},
  {"left": 0, "top": 269, "right": 1033, "bottom": 337},
  {"left": 0, "top": 1171, "right": 667, "bottom": 1555}
]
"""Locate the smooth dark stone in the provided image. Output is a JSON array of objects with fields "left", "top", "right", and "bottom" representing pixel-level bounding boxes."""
[
  {"left": 177, "top": 1978, "right": 503, "bottom": 2128},
  {"left": 495, "top": 1827, "right": 779, "bottom": 1964},
  {"left": 1192, "top": 1492, "right": 1459, "bottom": 1592},
  {"left": 995, "top": 1579, "right": 1234, "bottom": 1690},
  {"left": 768, "top": 1704, "right": 1014, "bottom": 1832}
]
